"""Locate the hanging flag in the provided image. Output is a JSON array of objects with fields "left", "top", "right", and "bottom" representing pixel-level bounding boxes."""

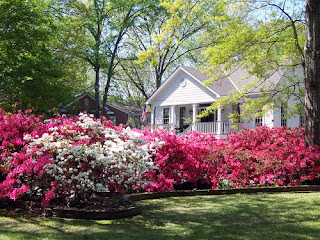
[{"left": 142, "top": 106, "right": 149, "bottom": 121}]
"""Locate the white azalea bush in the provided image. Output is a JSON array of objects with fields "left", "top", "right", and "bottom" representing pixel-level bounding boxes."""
[{"left": 21, "top": 113, "right": 159, "bottom": 207}]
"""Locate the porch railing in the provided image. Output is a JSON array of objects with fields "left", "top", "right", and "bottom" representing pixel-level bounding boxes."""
[
  {"left": 151, "top": 122, "right": 243, "bottom": 136},
  {"left": 180, "top": 122, "right": 243, "bottom": 135},
  {"left": 151, "top": 124, "right": 175, "bottom": 132},
  {"left": 194, "top": 122, "right": 218, "bottom": 133}
]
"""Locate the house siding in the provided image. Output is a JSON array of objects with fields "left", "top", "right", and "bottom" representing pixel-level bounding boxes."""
[
  {"left": 106, "top": 105, "right": 128, "bottom": 125},
  {"left": 222, "top": 105, "right": 232, "bottom": 122},
  {"left": 273, "top": 106, "right": 302, "bottom": 128},
  {"left": 69, "top": 95, "right": 96, "bottom": 114},
  {"left": 242, "top": 103, "right": 302, "bottom": 129},
  {"left": 153, "top": 72, "right": 217, "bottom": 107},
  {"left": 154, "top": 107, "right": 163, "bottom": 125},
  {"left": 147, "top": 66, "right": 305, "bottom": 135}
]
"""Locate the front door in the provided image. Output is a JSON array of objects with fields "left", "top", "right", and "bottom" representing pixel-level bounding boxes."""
[{"left": 198, "top": 107, "right": 216, "bottom": 122}]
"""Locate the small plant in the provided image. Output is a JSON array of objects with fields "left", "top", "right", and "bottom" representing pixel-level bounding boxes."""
[{"left": 219, "top": 179, "right": 231, "bottom": 189}]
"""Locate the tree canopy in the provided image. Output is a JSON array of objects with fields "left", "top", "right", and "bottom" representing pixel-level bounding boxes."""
[
  {"left": 0, "top": 0, "right": 84, "bottom": 112},
  {"left": 1, "top": 0, "right": 320, "bottom": 145},
  {"left": 202, "top": 0, "right": 305, "bottom": 118},
  {"left": 136, "top": 0, "right": 225, "bottom": 89},
  {"left": 202, "top": 0, "right": 320, "bottom": 145}
]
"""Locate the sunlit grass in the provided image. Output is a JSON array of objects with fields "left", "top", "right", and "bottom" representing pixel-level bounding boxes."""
[{"left": 1, "top": 192, "right": 320, "bottom": 240}]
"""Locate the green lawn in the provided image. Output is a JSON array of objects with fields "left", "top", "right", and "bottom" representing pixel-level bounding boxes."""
[{"left": 1, "top": 192, "right": 320, "bottom": 240}]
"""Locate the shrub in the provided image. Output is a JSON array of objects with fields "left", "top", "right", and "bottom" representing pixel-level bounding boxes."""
[
  {"left": 141, "top": 130, "right": 219, "bottom": 191},
  {"left": 1, "top": 110, "right": 320, "bottom": 207},
  {"left": 141, "top": 126, "right": 320, "bottom": 191},
  {"left": 214, "top": 126, "right": 320, "bottom": 188},
  {"left": 0, "top": 109, "right": 45, "bottom": 179},
  {"left": 0, "top": 113, "right": 158, "bottom": 207}
]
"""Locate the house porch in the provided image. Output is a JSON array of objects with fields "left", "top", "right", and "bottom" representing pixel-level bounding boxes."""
[{"left": 150, "top": 103, "right": 242, "bottom": 138}]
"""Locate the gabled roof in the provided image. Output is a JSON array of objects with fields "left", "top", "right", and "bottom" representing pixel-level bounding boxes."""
[
  {"left": 60, "top": 93, "right": 114, "bottom": 114},
  {"left": 147, "top": 65, "right": 285, "bottom": 104},
  {"left": 225, "top": 66, "right": 284, "bottom": 93},
  {"left": 146, "top": 66, "right": 222, "bottom": 104},
  {"left": 106, "top": 102, "right": 143, "bottom": 115},
  {"left": 180, "top": 66, "right": 237, "bottom": 96}
]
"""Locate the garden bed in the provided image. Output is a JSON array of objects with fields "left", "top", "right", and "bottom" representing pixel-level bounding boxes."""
[
  {"left": 46, "top": 196, "right": 141, "bottom": 220},
  {"left": 1, "top": 195, "right": 141, "bottom": 220}
]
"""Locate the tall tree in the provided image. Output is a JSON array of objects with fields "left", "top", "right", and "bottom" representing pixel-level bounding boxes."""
[
  {"left": 68, "top": 0, "right": 159, "bottom": 117},
  {"left": 113, "top": 3, "right": 167, "bottom": 100},
  {"left": 202, "top": 1, "right": 306, "bottom": 125},
  {"left": 112, "top": 59, "right": 156, "bottom": 105},
  {"left": 304, "top": 0, "right": 320, "bottom": 146},
  {"left": 68, "top": 0, "right": 111, "bottom": 117},
  {"left": 203, "top": 0, "right": 320, "bottom": 145},
  {"left": 0, "top": 0, "right": 74, "bottom": 112},
  {"left": 101, "top": 0, "right": 159, "bottom": 114},
  {"left": 137, "top": 0, "right": 223, "bottom": 89}
]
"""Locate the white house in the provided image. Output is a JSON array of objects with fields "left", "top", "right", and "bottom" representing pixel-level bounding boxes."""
[{"left": 146, "top": 66, "right": 305, "bottom": 138}]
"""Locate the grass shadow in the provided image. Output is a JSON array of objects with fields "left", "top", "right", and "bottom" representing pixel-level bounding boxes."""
[{"left": 1, "top": 192, "right": 320, "bottom": 240}]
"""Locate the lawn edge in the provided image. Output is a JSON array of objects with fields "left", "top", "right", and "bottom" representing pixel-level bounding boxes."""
[{"left": 126, "top": 185, "right": 320, "bottom": 202}]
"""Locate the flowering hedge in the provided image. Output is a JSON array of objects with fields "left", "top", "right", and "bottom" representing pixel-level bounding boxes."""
[
  {"left": 140, "top": 130, "right": 217, "bottom": 191},
  {"left": 141, "top": 126, "right": 320, "bottom": 191},
  {"left": 1, "top": 110, "right": 320, "bottom": 208},
  {"left": 0, "top": 112, "right": 158, "bottom": 207}
]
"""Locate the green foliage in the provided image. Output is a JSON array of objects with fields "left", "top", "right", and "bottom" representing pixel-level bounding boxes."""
[
  {"left": 64, "top": 0, "right": 161, "bottom": 116},
  {"left": 113, "top": 59, "right": 157, "bottom": 102},
  {"left": 202, "top": 0, "right": 306, "bottom": 122},
  {"left": 0, "top": 0, "right": 75, "bottom": 112},
  {"left": 136, "top": 0, "right": 225, "bottom": 88}
]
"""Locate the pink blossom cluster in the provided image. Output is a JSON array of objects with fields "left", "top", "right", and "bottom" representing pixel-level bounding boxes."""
[
  {"left": 0, "top": 110, "right": 46, "bottom": 200},
  {"left": 140, "top": 126, "right": 320, "bottom": 192},
  {"left": 1, "top": 110, "right": 320, "bottom": 208},
  {"left": 0, "top": 112, "right": 157, "bottom": 207}
]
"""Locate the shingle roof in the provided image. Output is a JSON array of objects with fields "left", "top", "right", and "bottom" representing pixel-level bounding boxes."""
[
  {"left": 180, "top": 66, "right": 236, "bottom": 96},
  {"left": 180, "top": 66, "right": 283, "bottom": 96},
  {"left": 107, "top": 102, "right": 142, "bottom": 115}
]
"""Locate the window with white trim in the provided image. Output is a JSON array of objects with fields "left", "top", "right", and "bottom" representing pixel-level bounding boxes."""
[
  {"left": 299, "top": 114, "right": 305, "bottom": 126},
  {"left": 255, "top": 111, "right": 263, "bottom": 127},
  {"left": 280, "top": 106, "right": 287, "bottom": 127},
  {"left": 163, "top": 107, "right": 169, "bottom": 125}
]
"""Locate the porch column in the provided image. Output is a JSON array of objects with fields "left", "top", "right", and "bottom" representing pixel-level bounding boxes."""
[
  {"left": 217, "top": 105, "right": 222, "bottom": 136},
  {"left": 170, "top": 105, "right": 176, "bottom": 129},
  {"left": 150, "top": 106, "right": 155, "bottom": 131},
  {"left": 192, "top": 104, "right": 197, "bottom": 131}
]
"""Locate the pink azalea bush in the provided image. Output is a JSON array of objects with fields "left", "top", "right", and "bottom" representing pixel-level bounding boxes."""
[
  {"left": 1, "top": 109, "right": 320, "bottom": 208},
  {"left": 0, "top": 110, "right": 43, "bottom": 195},
  {"left": 217, "top": 126, "right": 320, "bottom": 188},
  {"left": 140, "top": 126, "right": 320, "bottom": 191},
  {"left": 0, "top": 112, "right": 159, "bottom": 207},
  {"left": 141, "top": 129, "right": 217, "bottom": 191}
]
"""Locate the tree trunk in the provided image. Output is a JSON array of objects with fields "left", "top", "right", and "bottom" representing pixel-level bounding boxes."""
[
  {"left": 94, "top": 66, "right": 100, "bottom": 118},
  {"left": 304, "top": 0, "right": 320, "bottom": 146},
  {"left": 102, "top": 74, "right": 111, "bottom": 116},
  {"left": 155, "top": 69, "right": 162, "bottom": 89}
]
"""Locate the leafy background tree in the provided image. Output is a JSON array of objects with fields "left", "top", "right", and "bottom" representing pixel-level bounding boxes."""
[
  {"left": 1, "top": 0, "right": 319, "bottom": 145},
  {"left": 201, "top": 0, "right": 320, "bottom": 145},
  {"left": 136, "top": 0, "right": 224, "bottom": 89},
  {"left": 203, "top": 0, "right": 305, "bottom": 114},
  {"left": 0, "top": 0, "right": 84, "bottom": 112},
  {"left": 63, "top": 0, "right": 161, "bottom": 116}
]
